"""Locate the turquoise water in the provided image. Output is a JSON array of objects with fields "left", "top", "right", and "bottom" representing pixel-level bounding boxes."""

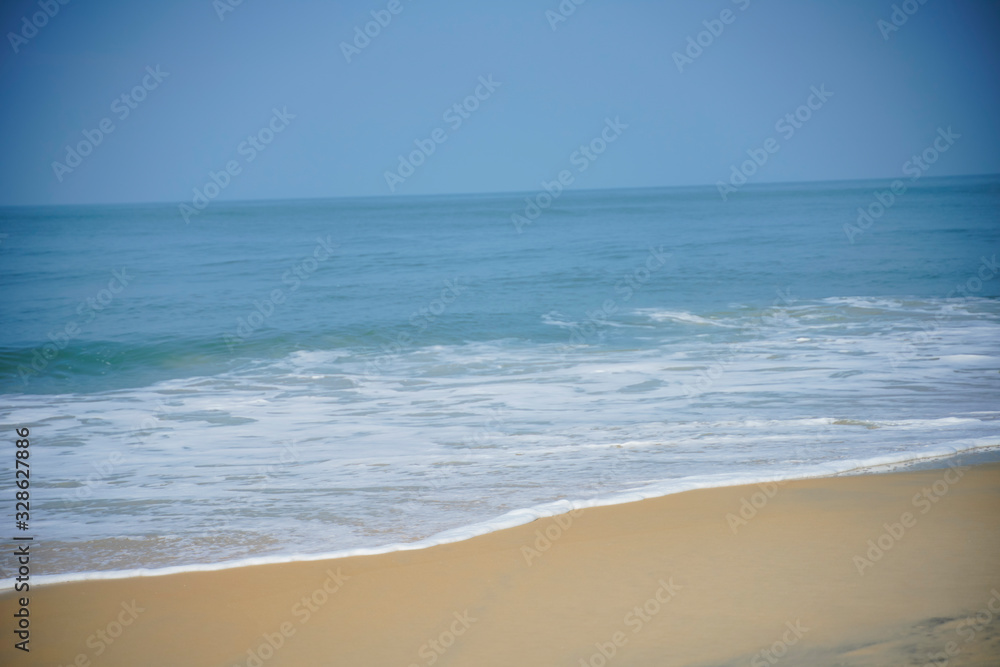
[{"left": 1, "top": 176, "right": 999, "bottom": 578}]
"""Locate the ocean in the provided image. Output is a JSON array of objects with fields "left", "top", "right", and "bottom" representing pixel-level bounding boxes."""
[{"left": 1, "top": 175, "right": 999, "bottom": 581}]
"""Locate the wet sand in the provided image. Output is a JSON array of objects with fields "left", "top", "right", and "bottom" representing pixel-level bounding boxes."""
[{"left": 3, "top": 462, "right": 999, "bottom": 666}]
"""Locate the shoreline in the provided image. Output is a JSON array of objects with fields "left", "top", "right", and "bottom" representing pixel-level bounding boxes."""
[
  {"left": 3, "top": 460, "right": 999, "bottom": 665},
  {"left": 11, "top": 442, "right": 1000, "bottom": 587}
]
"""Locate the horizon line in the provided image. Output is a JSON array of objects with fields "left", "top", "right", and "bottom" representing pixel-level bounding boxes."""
[{"left": 2, "top": 171, "right": 997, "bottom": 211}]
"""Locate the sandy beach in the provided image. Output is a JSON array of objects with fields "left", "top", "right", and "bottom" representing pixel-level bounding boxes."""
[
  {"left": 5, "top": 2, "right": 999, "bottom": 665},
  {"left": 5, "top": 462, "right": 1000, "bottom": 667}
]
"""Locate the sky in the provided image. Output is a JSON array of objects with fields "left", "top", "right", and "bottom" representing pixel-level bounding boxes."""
[{"left": 0, "top": 0, "right": 997, "bottom": 206}]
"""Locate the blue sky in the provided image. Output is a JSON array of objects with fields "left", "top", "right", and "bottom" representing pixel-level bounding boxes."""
[{"left": 0, "top": 0, "right": 997, "bottom": 205}]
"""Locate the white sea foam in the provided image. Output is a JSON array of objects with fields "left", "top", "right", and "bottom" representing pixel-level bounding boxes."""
[
  {"left": 635, "top": 309, "right": 731, "bottom": 326},
  {"left": 3, "top": 296, "right": 998, "bottom": 580},
  {"left": 17, "top": 439, "right": 999, "bottom": 588}
]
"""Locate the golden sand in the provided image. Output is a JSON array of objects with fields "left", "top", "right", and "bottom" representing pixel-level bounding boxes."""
[{"left": 4, "top": 462, "right": 999, "bottom": 666}]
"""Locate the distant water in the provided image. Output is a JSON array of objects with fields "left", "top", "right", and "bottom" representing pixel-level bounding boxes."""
[{"left": 1, "top": 176, "right": 999, "bottom": 579}]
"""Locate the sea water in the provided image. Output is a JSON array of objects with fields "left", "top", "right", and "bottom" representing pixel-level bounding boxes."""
[{"left": 1, "top": 175, "right": 998, "bottom": 581}]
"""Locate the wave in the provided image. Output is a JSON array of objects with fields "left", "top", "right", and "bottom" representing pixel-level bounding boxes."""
[
  {"left": 16, "top": 439, "right": 999, "bottom": 587},
  {"left": 634, "top": 309, "right": 732, "bottom": 327}
]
